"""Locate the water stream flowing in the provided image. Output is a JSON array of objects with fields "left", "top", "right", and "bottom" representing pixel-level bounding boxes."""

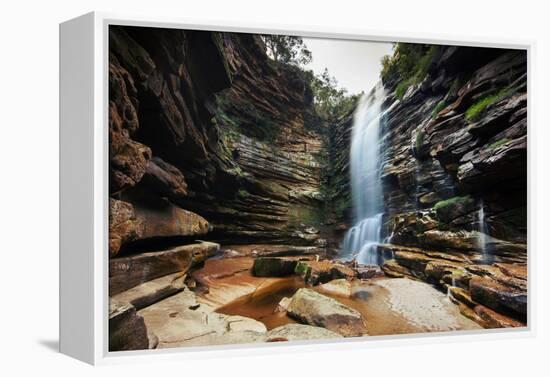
[
  {"left": 342, "top": 84, "right": 387, "bottom": 265},
  {"left": 477, "top": 200, "right": 493, "bottom": 263}
]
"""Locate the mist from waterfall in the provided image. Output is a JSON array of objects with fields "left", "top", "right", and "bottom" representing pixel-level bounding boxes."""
[{"left": 342, "top": 84, "right": 386, "bottom": 265}]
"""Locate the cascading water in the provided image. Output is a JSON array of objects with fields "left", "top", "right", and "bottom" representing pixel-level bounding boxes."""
[
  {"left": 477, "top": 200, "right": 493, "bottom": 263},
  {"left": 342, "top": 84, "right": 387, "bottom": 265}
]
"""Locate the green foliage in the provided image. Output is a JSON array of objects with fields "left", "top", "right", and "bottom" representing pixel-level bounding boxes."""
[
  {"left": 261, "top": 35, "right": 312, "bottom": 66},
  {"left": 380, "top": 44, "right": 440, "bottom": 98},
  {"left": 432, "top": 100, "right": 447, "bottom": 119},
  {"left": 434, "top": 196, "right": 474, "bottom": 211},
  {"left": 305, "top": 68, "right": 361, "bottom": 121},
  {"left": 395, "top": 79, "right": 413, "bottom": 99},
  {"left": 465, "top": 87, "right": 512, "bottom": 122},
  {"left": 380, "top": 53, "right": 396, "bottom": 83},
  {"left": 488, "top": 138, "right": 510, "bottom": 150}
]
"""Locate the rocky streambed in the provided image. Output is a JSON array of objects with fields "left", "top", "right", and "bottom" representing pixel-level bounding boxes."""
[{"left": 110, "top": 251, "right": 488, "bottom": 350}]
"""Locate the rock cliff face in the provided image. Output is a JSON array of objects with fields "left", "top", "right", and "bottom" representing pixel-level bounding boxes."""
[
  {"left": 324, "top": 45, "right": 527, "bottom": 328},
  {"left": 109, "top": 26, "right": 324, "bottom": 256},
  {"left": 107, "top": 26, "right": 327, "bottom": 351},
  {"left": 377, "top": 46, "right": 527, "bottom": 326},
  {"left": 380, "top": 46, "right": 527, "bottom": 248}
]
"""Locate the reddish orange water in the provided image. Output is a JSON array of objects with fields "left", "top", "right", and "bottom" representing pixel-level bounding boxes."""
[{"left": 217, "top": 278, "right": 427, "bottom": 335}]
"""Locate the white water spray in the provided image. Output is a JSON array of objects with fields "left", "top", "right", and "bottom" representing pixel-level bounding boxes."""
[
  {"left": 477, "top": 200, "right": 492, "bottom": 263},
  {"left": 342, "top": 84, "right": 387, "bottom": 265}
]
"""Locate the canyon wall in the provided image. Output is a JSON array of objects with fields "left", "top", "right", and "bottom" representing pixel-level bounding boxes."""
[
  {"left": 109, "top": 25, "right": 326, "bottom": 261},
  {"left": 379, "top": 46, "right": 527, "bottom": 326},
  {"left": 324, "top": 45, "right": 527, "bottom": 328}
]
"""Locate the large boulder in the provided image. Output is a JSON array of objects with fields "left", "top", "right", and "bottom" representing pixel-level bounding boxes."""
[
  {"left": 133, "top": 198, "right": 210, "bottom": 240},
  {"left": 317, "top": 279, "right": 352, "bottom": 297},
  {"left": 109, "top": 195, "right": 210, "bottom": 255},
  {"left": 252, "top": 257, "right": 298, "bottom": 277},
  {"left": 109, "top": 241, "right": 219, "bottom": 295},
  {"left": 295, "top": 260, "right": 355, "bottom": 285},
  {"left": 287, "top": 288, "right": 367, "bottom": 337}
]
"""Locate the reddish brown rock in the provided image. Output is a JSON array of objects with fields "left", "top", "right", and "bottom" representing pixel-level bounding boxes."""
[
  {"left": 448, "top": 286, "right": 476, "bottom": 307},
  {"left": 301, "top": 260, "right": 355, "bottom": 285},
  {"left": 128, "top": 196, "right": 210, "bottom": 240},
  {"left": 495, "top": 263, "right": 527, "bottom": 281},
  {"left": 355, "top": 265, "right": 384, "bottom": 279},
  {"left": 394, "top": 250, "right": 433, "bottom": 272},
  {"left": 109, "top": 242, "right": 219, "bottom": 295},
  {"left": 141, "top": 157, "right": 188, "bottom": 203},
  {"left": 109, "top": 198, "right": 143, "bottom": 257},
  {"left": 474, "top": 305, "right": 526, "bottom": 328},
  {"left": 381, "top": 259, "right": 414, "bottom": 278},
  {"left": 424, "top": 259, "right": 465, "bottom": 281},
  {"left": 469, "top": 275, "right": 526, "bottom": 319},
  {"left": 109, "top": 57, "right": 151, "bottom": 194}
]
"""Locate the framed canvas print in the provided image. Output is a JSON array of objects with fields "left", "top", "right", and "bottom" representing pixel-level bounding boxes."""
[{"left": 60, "top": 12, "right": 531, "bottom": 365}]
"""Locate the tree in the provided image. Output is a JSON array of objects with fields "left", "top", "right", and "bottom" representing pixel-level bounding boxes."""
[
  {"left": 308, "top": 68, "right": 361, "bottom": 120},
  {"left": 261, "top": 35, "right": 312, "bottom": 66}
]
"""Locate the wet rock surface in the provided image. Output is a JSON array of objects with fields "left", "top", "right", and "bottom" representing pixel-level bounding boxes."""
[
  {"left": 380, "top": 243, "right": 527, "bottom": 327},
  {"left": 286, "top": 288, "right": 367, "bottom": 337}
]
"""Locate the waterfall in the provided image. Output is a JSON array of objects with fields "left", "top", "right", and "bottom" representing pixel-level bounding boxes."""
[
  {"left": 477, "top": 200, "right": 492, "bottom": 263},
  {"left": 342, "top": 84, "right": 387, "bottom": 265}
]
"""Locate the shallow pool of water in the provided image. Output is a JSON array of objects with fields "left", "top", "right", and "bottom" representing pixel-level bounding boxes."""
[{"left": 216, "top": 278, "right": 434, "bottom": 336}]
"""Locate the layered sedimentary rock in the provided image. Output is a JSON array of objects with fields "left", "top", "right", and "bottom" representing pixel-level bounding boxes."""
[
  {"left": 108, "top": 26, "right": 327, "bottom": 350},
  {"left": 326, "top": 46, "right": 528, "bottom": 328},
  {"left": 380, "top": 48, "right": 527, "bottom": 244},
  {"left": 109, "top": 26, "right": 324, "bottom": 252}
]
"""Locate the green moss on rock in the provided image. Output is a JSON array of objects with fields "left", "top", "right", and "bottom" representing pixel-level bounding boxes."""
[
  {"left": 465, "top": 87, "right": 512, "bottom": 123},
  {"left": 434, "top": 196, "right": 476, "bottom": 223}
]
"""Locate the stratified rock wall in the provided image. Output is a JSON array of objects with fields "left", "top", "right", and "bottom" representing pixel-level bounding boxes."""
[
  {"left": 109, "top": 25, "right": 324, "bottom": 254},
  {"left": 380, "top": 47, "right": 527, "bottom": 244},
  {"left": 374, "top": 46, "right": 527, "bottom": 327}
]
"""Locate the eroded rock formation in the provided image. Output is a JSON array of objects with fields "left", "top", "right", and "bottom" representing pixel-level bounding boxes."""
[{"left": 107, "top": 26, "right": 327, "bottom": 350}]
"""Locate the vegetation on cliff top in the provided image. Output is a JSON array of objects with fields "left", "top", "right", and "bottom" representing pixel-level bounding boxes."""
[
  {"left": 380, "top": 43, "right": 440, "bottom": 99},
  {"left": 261, "top": 35, "right": 313, "bottom": 66}
]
